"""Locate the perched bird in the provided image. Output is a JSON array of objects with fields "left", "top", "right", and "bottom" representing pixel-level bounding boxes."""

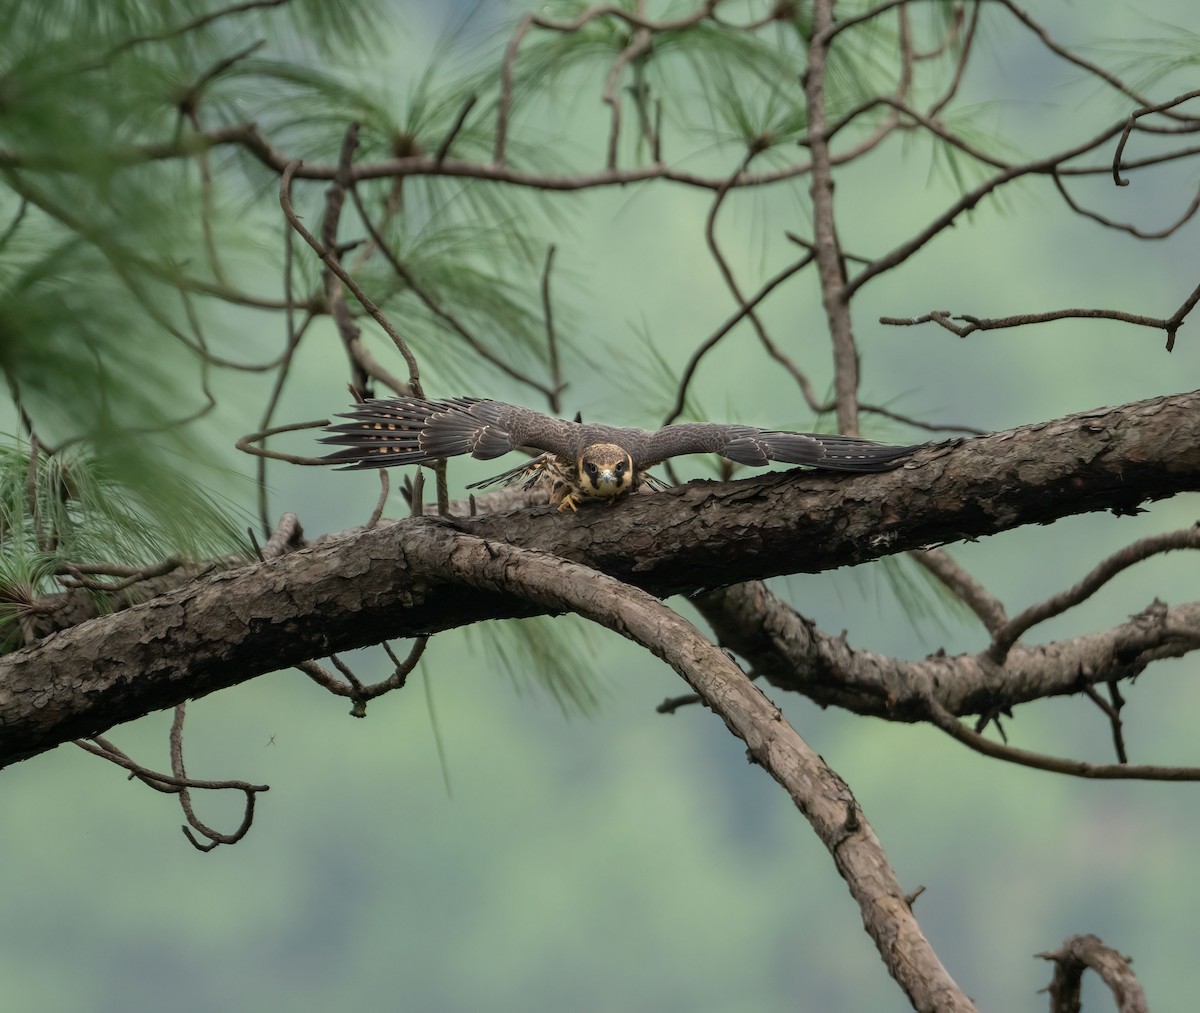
[{"left": 321, "top": 396, "right": 918, "bottom": 512}]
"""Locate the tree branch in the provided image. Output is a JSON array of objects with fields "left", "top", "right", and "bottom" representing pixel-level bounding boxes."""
[
  {"left": 1038, "top": 934, "right": 1149, "bottom": 1013},
  {"left": 696, "top": 582, "right": 1200, "bottom": 729},
  {"left": 391, "top": 530, "right": 976, "bottom": 1012},
  {"left": 3, "top": 389, "right": 1200, "bottom": 766}
]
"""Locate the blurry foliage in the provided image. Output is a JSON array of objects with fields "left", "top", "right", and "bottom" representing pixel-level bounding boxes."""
[{"left": 470, "top": 613, "right": 604, "bottom": 716}]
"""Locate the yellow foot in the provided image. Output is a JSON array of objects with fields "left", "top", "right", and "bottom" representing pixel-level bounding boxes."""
[{"left": 556, "top": 493, "right": 580, "bottom": 512}]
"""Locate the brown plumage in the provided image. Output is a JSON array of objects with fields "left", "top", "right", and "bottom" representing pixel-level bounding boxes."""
[{"left": 321, "top": 396, "right": 918, "bottom": 511}]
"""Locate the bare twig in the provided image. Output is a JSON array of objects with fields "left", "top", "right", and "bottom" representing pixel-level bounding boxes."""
[
  {"left": 601, "top": 22, "right": 652, "bottom": 169},
  {"left": 989, "top": 526, "right": 1200, "bottom": 663},
  {"left": 882, "top": 287, "right": 1200, "bottom": 352},
  {"left": 59, "top": 556, "right": 187, "bottom": 593},
  {"left": 278, "top": 159, "right": 421, "bottom": 394},
  {"left": 74, "top": 714, "right": 268, "bottom": 851},
  {"left": 541, "top": 244, "right": 563, "bottom": 414},
  {"left": 806, "top": 0, "right": 860, "bottom": 434},
  {"left": 296, "top": 638, "right": 429, "bottom": 717},
  {"left": 910, "top": 547, "right": 1007, "bottom": 635},
  {"left": 236, "top": 419, "right": 331, "bottom": 466},
  {"left": 1113, "top": 89, "right": 1200, "bottom": 185},
  {"left": 923, "top": 695, "right": 1200, "bottom": 781},
  {"left": 1082, "top": 681, "right": 1128, "bottom": 764},
  {"left": 1053, "top": 173, "right": 1200, "bottom": 242},
  {"left": 368, "top": 471, "right": 389, "bottom": 529},
  {"left": 702, "top": 151, "right": 835, "bottom": 419},
  {"left": 434, "top": 93, "right": 477, "bottom": 165},
  {"left": 1038, "top": 935, "right": 1149, "bottom": 1013},
  {"left": 662, "top": 253, "right": 814, "bottom": 427}
]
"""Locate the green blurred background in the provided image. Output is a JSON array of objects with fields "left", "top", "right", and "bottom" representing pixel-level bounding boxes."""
[{"left": 3, "top": 1, "right": 1200, "bottom": 1010}]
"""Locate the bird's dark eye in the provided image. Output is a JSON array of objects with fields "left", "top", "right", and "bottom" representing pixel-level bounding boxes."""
[
  {"left": 614, "top": 461, "right": 627, "bottom": 475},
  {"left": 585, "top": 462, "right": 598, "bottom": 477}
]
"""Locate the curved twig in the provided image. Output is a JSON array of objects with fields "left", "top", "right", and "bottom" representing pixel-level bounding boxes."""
[
  {"left": 75, "top": 714, "right": 269, "bottom": 852},
  {"left": 1038, "top": 935, "right": 1149, "bottom": 1013},
  {"left": 989, "top": 526, "right": 1200, "bottom": 662},
  {"left": 236, "top": 419, "right": 330, "bottom": 465},
  {"left": 924, "top": 695, "right": 1200, "bottom": 781}
]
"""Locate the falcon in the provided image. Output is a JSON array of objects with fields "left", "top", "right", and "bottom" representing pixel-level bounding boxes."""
[{"left": 321, "top": 396, "right": 917, "bottom": 511}]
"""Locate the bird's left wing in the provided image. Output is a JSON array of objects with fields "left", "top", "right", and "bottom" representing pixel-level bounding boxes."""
[
  {"left": 320, "top": 396, "right": 575, "bottom": 470},
  {"left": 639, "top": 422, "right": 917, "bottom": 473}
]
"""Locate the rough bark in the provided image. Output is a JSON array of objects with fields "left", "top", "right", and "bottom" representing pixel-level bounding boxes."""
[
  {"left": 1, "top": 389, "right": 1198, "bottom": 767},
  {"left": 696, "top": 583, "right": 1200, "bottom": 721}
]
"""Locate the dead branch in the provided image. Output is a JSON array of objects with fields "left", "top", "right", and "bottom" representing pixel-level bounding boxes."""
[{"left": 1038, "top": 934, "right": 1149, "bottom": 1013}]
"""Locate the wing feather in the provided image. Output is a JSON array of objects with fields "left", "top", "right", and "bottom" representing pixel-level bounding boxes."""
[
  {"left": 639, "top": 422, "right": 915, "bottom": 472},
  {"left": 320, "top": 397, "right": 576, "bottom": 470}
]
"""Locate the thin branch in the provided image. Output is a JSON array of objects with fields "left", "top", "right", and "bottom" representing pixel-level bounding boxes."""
[
  {"left": 255, "top": 231, "right": 317, "bottom": 536},
  {"left": 494, "top": 12, "right": 533, "bottom": 165},
  {"left": 806, "top": 0, "right": 860, "bottom": 434},
  {"left": 924, "top": 695, "right": 1200, "bottom": 781},
  {"left": 601, "top": 22, "right": 652, "bottom": 169},
  {"left": 236, "top": 418, "right": 331, "bottom": 466},
  {"left": 345, "top": 183, "right": 554, "bottom": 398},
  {"left": 278, "top": 158, "right": 421, "bottom": 395},
  {"left": 1113, "top": 89, "right": 1200, "bottom": 185},
  {"left": 59, "top": 556, "right": 187, "bottom": 593},
  {"left": 541, "top": 244, "right": 563, "bottom": 414},
  {"left": 1038, "top": 935, "right": 1149, "bottom": 1013},
  {"left": 704, "top": 152, "right": 832, "bottom": 414},
  {"left": 296, "top": 638, "right": 429, "bottom": 716},
  {"left": 881, "top": 297, "right": 1199, "bottom": 353},
  {"left": 75, "top": 720, "right": 268, "bottom": 852},
  {"left": 1053, "top": 173, "right": 1200, "bottom": 242},
  {"left": 909, "top": 547, "right": 1007, "bottom": 635},
  {"left": 368, "top": 470, "right": 389, "bottom": 529},
  {"left": 989, "top": 526, "right": 1200, "bottom": 663},
  {"left": 434, "top": 93, "right": 477, "bottom": 165},
  {"left": 662, "top": 252, "right": 814, "bottom": 427},
  {"left": 169, "top": 703, "right": 260, "bottom": 850},
  {"left": 1082, "top": 681, "right": 1128, "bottom": 764}
]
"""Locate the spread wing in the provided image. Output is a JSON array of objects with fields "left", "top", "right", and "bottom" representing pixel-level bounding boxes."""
[
  {"left": 319, "top": 396, "right": 577, "bottom": 470},
  {"left": 638, "top": 422, "right": 916, "bottom": 473}
]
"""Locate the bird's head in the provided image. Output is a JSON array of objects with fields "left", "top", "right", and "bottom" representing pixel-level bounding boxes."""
[{"left": 576, "top": 443, "right": 634, "bottom": 499}]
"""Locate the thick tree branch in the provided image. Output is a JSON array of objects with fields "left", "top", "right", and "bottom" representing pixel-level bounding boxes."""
[
  {"left": 2, "top": 389, "right": 1199, "bottom": 766},
  {"left": 390, "top": 531, "right": 976, "bottom": 1012},
  {"left": 696, "top": 582, "right": 1200, "bottom": 726}
]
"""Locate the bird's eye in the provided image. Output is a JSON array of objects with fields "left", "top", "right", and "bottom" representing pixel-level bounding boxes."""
[
  {"left": 585, "top": 462, "right": 598, "bottom": 477},
  {"left": 615, "top": 461, "right": 627, "bottom": 475}
]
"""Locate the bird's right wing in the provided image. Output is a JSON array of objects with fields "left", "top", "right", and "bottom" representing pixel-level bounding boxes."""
[{"left": 320, "top": 397, "right": 574, "bottom": 470}]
